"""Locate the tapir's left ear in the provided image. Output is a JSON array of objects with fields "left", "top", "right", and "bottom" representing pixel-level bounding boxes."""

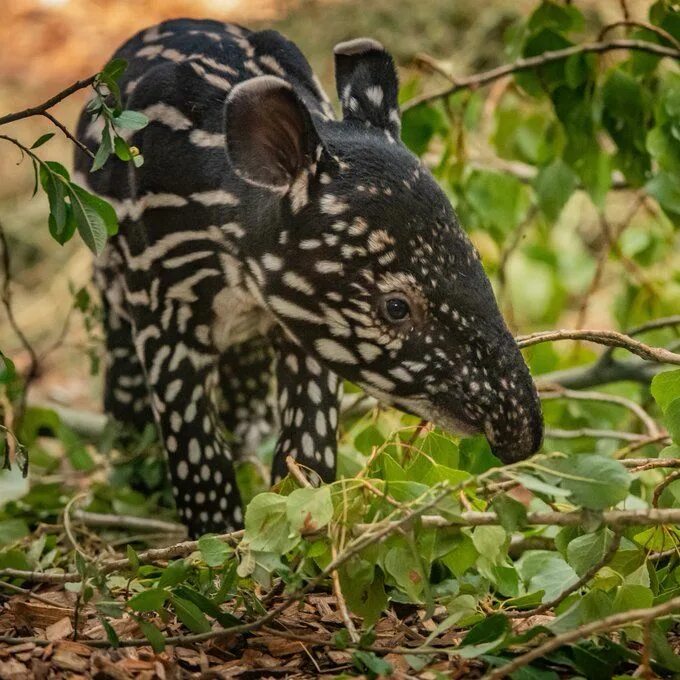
[{"left": 334, "top": 38, "right": 400, "bottom": 139}]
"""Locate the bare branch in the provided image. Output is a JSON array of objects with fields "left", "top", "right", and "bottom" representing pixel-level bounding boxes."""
[
  {"left": 0, "top": 75, "right": 96, "bottom": 127},
  {"left": 517, "top": 328, "right": 680, "bottom": 365},
  {"left": 353, "top": 507, "right": 680, "bottom": 533},
  {"left": 402, "top": 40, "right": 680, "bottom": 111}
]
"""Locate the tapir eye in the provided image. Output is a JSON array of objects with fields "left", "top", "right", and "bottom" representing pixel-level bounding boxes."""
[{"left": 382, "top": 295, "right": 411, "bottom": 323}]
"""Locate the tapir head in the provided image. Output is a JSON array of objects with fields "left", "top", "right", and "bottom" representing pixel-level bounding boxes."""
[{"left": 224, "top": 38, "right": 543, "bottom": 463}]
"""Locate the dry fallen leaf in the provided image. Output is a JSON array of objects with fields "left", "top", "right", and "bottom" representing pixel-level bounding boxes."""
[{"left": 45, "top": 616, "right": 73, "bottom": 642}]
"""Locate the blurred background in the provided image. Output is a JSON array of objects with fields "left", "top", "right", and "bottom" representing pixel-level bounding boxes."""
[{"left": 0, "top": 0, "right": 673, "bottom": 416}]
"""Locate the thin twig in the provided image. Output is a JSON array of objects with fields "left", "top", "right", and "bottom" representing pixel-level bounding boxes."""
[
  {"left": 63, "top": 494, "right": 92, "bottom": 562},
  {"left": 286, "top": 455, "right": 313, "bottom": 488},
  {"left": 40, "top": 112, "right": 94, "bottom": 159},
  {"left": 353, "top": 507, "right": 680, "bottom": 532},
  {"left": 615, "top": 434, "right": 674, "bottom": 459},
  {"left": 0, "top": 580, "right": 67, "bottom": 607},
  {"left": 598, "top": 20, "right": 680, "bottom": 50},
  {"left": 626, "top": 457, "right": 680, "bottom": 472},
  {"left": 403, "top": 40, "right": 680, "bottom": 111},
  {"left": 0, "top": 75, "right": 97, "bottom": 126},
  {"left": 331, "top": 542, "right": 360, "bottom": 644},
  {"left": 652, "top": 469, "right": 680, "bottom": 508}
]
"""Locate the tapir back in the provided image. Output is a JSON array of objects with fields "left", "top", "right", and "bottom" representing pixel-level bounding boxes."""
[{"left": 74, "top": 19, "right": 333, "bottom": 229}]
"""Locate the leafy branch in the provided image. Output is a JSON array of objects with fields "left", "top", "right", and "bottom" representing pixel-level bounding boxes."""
[
  {"left": 0, "top": 58, "right": 148, "bottom": 255},
  {"left": 403, "top": 38, "right": 680, "bottom": 111},
  {"left": 487, "top": 593, "right": 680, "bottom": 680}
]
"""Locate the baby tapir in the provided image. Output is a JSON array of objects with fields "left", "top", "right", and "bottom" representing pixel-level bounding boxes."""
[{"left": 74, "top": 18, "right": 543, "bottom": 537}]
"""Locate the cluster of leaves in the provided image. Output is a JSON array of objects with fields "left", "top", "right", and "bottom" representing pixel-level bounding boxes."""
[
  {"left": 2, "top": 58, "right": 147, "bottom": 256},
  {"left": 87, "top": 58, "right": 148, "bottom": 172},
  {"left": 402, "top": 0, "right": 679, "bottom": 328}
]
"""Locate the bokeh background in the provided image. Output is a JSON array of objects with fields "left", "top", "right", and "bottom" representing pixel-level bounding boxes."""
[{"left": 0, "top": 0, "right": 669, "bottom": 415}]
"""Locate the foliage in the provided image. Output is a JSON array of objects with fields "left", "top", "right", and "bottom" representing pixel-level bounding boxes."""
[
  {"left": 0, "top": 58, "right": 147, "bottom": 255},
  {"left": 1, "top": 1, "right": 680, "bottom": 677}
]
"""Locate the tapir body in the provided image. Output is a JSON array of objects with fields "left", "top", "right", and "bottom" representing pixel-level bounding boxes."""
[{"left": 74, "top": 18, "right": 543, "bottom": 537}]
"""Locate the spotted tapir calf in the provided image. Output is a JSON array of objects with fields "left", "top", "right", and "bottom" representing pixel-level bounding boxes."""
[{"left": 74, "top": 18, "right": 543, "bottom": 537}]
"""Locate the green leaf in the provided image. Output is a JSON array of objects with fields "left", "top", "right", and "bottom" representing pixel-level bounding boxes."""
[
  {"left": 286, "top": 486, "right": 334, "bottom": 534},
  {"left": 113, "top": 110, "right": 149, "bottom": 131},
  {"left": 244, "top": 493, "right": 297, "bottom": 553},
  {"left": 39, "top": 161, "right": 68, "bottom": 236},
  {"left": 545, "top": 455, "right": 631, "bottom": 509},
  {"left": 472, "top": 525, "right": 507, "bottom": 564},
  {"left": 126, "top": 544, "right": 140, "bottom": 573},
  {"left": 384, "top": 544, "right": 424, "bottom": 601},
  {"left": 646, "top": 172, "right": 680, "bottom": 218},
  {"left": 340, "top": 560, "right": 387, "bottom": 625},
  {"left": 101, "top": 58, "right": 128, "bottom": 83},
  {"left": 400, "top": 105, "right": 446, "bottom": 155},
  {"left": 30, "top": 133, "right": 55, "bottom": 149},
  {"left": 566, "top": 529, "right": 614, "bottom": 577},
  {"left": 174, "top": 586, "right": 240, "bottom": 627},
  {"left": 157, "top": 559, "right": 189, "bottom": 588},
  {"left": 352, "top": 650, "right": 393, "bottom": 677},
  {"left": 512, "top": 472, "right": 571, "bottom": 498},
  {"left": 127, "top": 588, "right": 168, "bottom": 612},
  {"left": 48, "top": 204, "right": 76, "bottom": 246},
  {"left": 602, "top": 69, "right": 651, "bottom": 186},
  {"left": 528, "top": 0, "right": 584, "bottom": 34},
  {"left": 441, "top": 533, "right": 479, "bottom": 578},
  {"left": 464, "top": 169, "right": 530, "bottom": 241},
  {"left": 612, "top": 584, "right": 653, "bottom": 613},
  {"left": 0, "top": 518, "right": 29, "bottom": 546},
  {"left": 533, "top": 158, "right": 578, "bottom": 221},
  {"left": 91, "top": 123, "right": 113, "bottom": 173},
  {"left": 99, "top": 616, "right": 120, "bottom": 647},
  {"left": 517, "top": 551, "right": 578, "bottom": 602},
  {"left": 113, "top": 136, "right": 132, "bottom": 161},
  {"left": 491, "top": 493, "right": 528, "bottom": 532},
  {"left": 651, "top": 369, "right": 680, "bottom": 412},
  {"left": 170, "top": 594, "right": 211, "bottom": 633},
  {"left": 67, "top": 183, "right": 117, "bottom": 254},
  {"left": 198, "top": 535, "right": 232, "bottom": 567},
  {"left": 665, "top": 398, "right": 680, "bottom": 443},
  {"left": 137, "top": 620, "right": 165, "bottom": 652},
  {"left": 456, "top": 613, "right": 510, "bottom": 658}
]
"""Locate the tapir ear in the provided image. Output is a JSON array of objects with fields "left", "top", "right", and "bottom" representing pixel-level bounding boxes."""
[
  {"left": 334, "top": 38, "right": 400, "bottom": 138},
  {"left": 225, "top": 75, "right": 322, "bottom": 190}
]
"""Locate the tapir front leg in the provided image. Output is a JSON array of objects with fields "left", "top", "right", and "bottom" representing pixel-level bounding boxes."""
[{"left": 270, "top": 327, "right": 343, "bottom": 484}]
